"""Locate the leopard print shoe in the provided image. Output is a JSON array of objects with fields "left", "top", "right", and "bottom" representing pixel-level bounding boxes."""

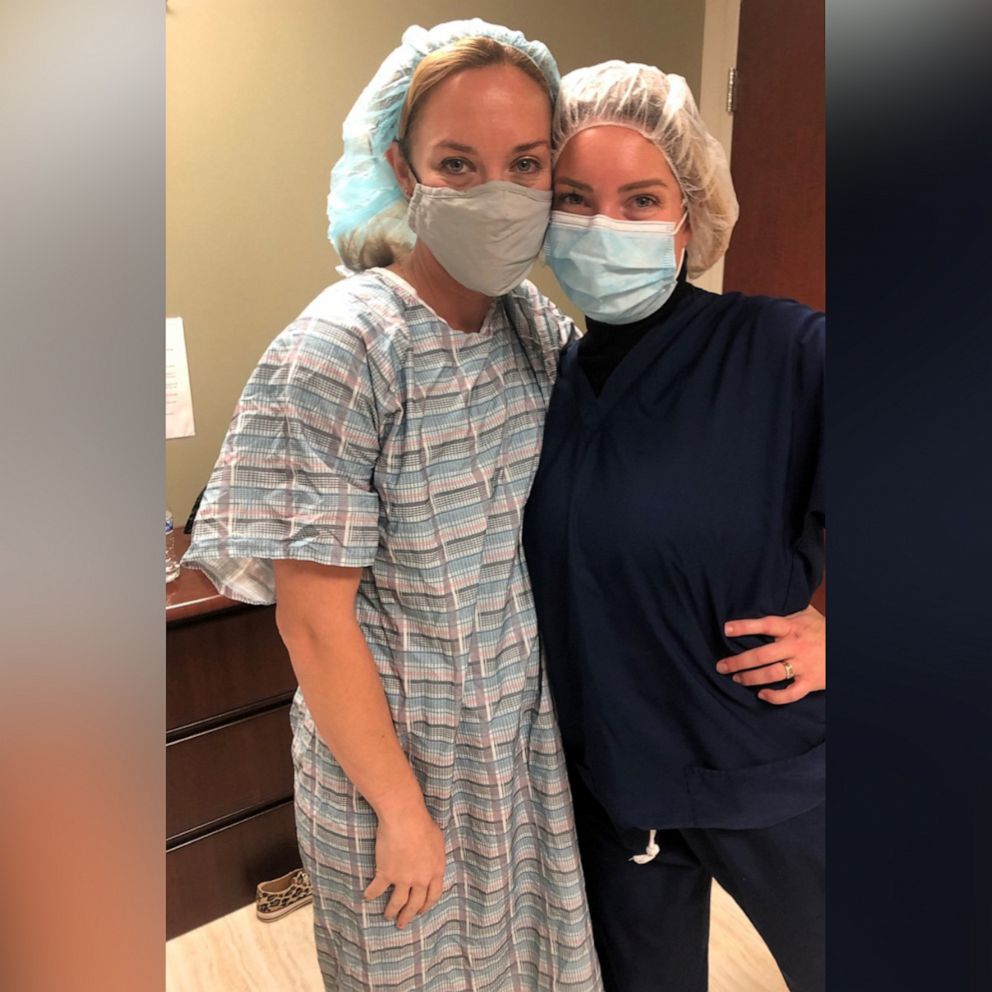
[{"left": 255, "top": 867, "right": 313, "bottom": 922}]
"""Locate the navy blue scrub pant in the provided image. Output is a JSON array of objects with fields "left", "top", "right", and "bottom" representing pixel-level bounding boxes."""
[{"left": 569, "top": 772, "right": 825, "bottom": 992}]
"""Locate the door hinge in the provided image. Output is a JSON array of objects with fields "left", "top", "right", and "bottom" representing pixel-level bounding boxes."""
[{"left": 726, "top": 66, "right": 739, "bottom": 114}]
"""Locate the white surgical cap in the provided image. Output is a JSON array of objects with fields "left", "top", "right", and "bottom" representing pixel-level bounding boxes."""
[
  {"left": 328, "top": 19, "right": 559, "bottom": 272},
  {"left": 552, "top": 60, "right": 739, "bottom": 277}
]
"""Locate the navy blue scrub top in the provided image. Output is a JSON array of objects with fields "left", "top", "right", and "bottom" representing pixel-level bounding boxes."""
[{"left": 522, "top": 284, "right": 825, "bottom": 831}]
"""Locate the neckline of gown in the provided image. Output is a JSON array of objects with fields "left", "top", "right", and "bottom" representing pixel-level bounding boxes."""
[{"left": 370, "top": 267, "right": 502, "bottom": 342}]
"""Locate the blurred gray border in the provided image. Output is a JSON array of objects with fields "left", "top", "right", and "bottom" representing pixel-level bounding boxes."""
[{"left": 0, "top": 1, "right": 165, "bottom": 988}]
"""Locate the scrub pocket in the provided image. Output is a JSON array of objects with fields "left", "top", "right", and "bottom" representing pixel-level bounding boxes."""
[{"left": 685, "top": 740, "right": 825, "bottom": 829}]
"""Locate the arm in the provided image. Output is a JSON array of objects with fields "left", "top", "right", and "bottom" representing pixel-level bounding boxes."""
[{"left": 274, "top": 559, "right": 445, "bottom": 928}]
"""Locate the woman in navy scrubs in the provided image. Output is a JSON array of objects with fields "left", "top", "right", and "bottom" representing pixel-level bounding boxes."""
[{"left": 523, "top": 62, "right": 825, "bottom": 992}]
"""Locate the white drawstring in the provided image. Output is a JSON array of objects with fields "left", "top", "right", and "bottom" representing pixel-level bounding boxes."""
[{"left": 629, "top": 829, "right": 660, "bottom": 864}]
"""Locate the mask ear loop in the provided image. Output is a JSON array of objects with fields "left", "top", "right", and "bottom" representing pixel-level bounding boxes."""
[{"left": 672, "top": 205, "right": 690, "bottom": 275}]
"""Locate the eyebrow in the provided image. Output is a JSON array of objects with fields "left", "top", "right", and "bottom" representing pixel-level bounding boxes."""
[
  {"left": 433, "top": 139, "right": 550, "bottom": 154},
  {"left": 617, "top": 179, "right": 672, "bottom": 193},
  {"left": 555, "top": 176, "right": 593, "bottom": 191},
  {"left": 554, "top": 177, "right": 673, "bottom": 193},
  {"left": 512, "top": 140, "right": 550, "bottom": 153}
]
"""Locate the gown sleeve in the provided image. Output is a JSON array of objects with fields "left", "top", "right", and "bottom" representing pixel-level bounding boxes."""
[{"left": 182, "top": 315, "right": 384, "bottom": 604}]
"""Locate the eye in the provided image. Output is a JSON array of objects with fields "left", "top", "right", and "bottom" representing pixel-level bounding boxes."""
[
  {"left": 554, "top": 190, "right": 585, "bottom": 207},
  {"left": 439, "top": 157, "right": 471, "bottom": 175},
  {"left": 631, "top": 194, "right": 660, "bottom": 209},
  {"left": 513, "top": 156, "right": 544, "bottom": 174}
]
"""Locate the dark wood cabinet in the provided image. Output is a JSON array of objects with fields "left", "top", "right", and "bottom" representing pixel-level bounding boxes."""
[
  {"left": 166, "top": 533, "right": 301, "bottom": 939},
  {"left": 167, "top": 703, "right": 295, "bottom": 838}
]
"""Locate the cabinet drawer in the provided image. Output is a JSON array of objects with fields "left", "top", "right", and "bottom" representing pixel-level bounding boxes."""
[
  {"left": 167, "top": 605, "right": 297, "bottom": 732},
  {"left": 167, "top": 800, "right": 300, "bottom": 939},
  {"left": 167, "top": 703, "right": 294, "bottom": 841}
]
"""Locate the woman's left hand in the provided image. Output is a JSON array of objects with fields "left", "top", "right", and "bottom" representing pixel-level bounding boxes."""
[{"left": 716, "top": 605, "right": 825, "bottom": 704}]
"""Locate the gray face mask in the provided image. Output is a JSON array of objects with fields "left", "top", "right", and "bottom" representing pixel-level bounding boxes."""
[{"left": 406, "top": 181, "right": 552, "bottom": 296}]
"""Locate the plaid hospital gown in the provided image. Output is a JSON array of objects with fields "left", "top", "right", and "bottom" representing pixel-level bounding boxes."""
[{"left": 183, "top": 268, "right": 603, "bottom": 992}]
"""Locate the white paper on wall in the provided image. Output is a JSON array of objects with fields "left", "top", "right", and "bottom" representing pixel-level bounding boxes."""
[{"left": 166, "top": 317, "right": 196, "bottom": 439}]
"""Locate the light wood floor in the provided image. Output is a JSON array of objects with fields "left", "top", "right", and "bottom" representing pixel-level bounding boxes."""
[{"left": 166, "top": 882, "right": 787, "bottom": 991}]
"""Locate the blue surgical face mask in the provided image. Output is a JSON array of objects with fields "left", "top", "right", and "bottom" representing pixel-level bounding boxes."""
[{"left": 544, "top": 210, "right": 688, "bottom": 324}]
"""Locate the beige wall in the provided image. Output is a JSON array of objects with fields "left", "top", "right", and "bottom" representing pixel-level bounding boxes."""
[{"left": 166, "top": 0, "right": 706, "bottom": 519}]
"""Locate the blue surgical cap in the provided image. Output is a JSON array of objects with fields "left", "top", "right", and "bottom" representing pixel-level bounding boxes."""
[{"left": 327, "top": 19, "right": 560, "bottom": 272}]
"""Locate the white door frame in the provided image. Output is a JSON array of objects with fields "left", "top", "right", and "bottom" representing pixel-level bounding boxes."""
[{"left": 690, "top": 0, "right": 741, "bottom": 294}]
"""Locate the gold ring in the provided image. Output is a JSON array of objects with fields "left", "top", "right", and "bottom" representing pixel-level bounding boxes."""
[{"left": 783, "top": 660, "right": 795, "bottom": 680}]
